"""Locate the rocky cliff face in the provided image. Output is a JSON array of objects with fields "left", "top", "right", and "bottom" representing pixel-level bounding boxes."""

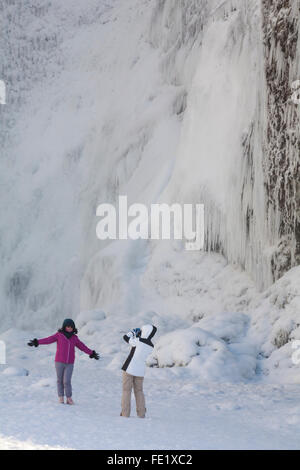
[{"left": 261, "top": 0, "right": 300, "bottom": 283}]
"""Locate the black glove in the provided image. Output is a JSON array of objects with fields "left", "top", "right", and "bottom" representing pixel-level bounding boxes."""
[
  {"left": 89, "top": 350, "right": 99, "bottom": 360},
  {"left": 28, "top": 338, "right": 39, "bottom": 347}
]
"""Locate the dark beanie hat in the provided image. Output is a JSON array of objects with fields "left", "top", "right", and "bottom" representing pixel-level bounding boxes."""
[{"left": 62, "top": 318, "right": 75, "bottom": 330}]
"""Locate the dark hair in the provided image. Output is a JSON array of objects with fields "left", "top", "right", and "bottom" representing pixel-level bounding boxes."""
[
  {"left": 59, "top": 318, "right": 77, "bottom": 335},
  {"left": 58, "top": 327, "right": 78, "bottom": 334},
  {"left": 61, "top": 318, "right": 76, "bottom": 329}
]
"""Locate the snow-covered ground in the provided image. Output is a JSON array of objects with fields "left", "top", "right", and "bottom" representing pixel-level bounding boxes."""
[
  {"left": 1, "top": 333, "right": 300, "bottom": 450},
  {"left": 1, "top": 248, "right": 300, "bottom": 450},
  {"left": 1, "top": 350, "right": 300, "bottom": 450}
]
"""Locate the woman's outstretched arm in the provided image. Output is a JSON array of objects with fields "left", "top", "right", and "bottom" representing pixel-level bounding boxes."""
[
  {"left": 75, "top": 336, "right": 93, "bottom": 355},
  {"left": 37, "top": 332, "right": 59, "bottom": 345}
]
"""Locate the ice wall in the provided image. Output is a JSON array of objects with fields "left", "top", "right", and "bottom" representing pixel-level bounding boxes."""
[
  {"left": 0, "top": 0, "right": 118, "bottom": 329},
  {"left": 1, "top": 0, "right": 299, "bottom": 331},
  {"left": 149, "top": 0, "right": 299, "bottom": 291},
  {"left": 0, "top": 0, "right": 184, "bottom": 328}
]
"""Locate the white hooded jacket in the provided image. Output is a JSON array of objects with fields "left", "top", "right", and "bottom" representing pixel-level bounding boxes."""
[{"left": 121, "top": 324, "right": 157, "bottom": 377}]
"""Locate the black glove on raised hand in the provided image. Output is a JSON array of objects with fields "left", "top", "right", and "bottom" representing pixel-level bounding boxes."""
[
  {"left": 89, "top": 350, "right": 99, "bottom": 360},
  {"left": 28, "top": 338, "right": 39, "bottom": 347}
]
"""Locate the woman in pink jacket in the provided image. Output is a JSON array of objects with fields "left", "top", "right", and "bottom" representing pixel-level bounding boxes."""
[{"left": 28, "top": 318, "right": 99, "bottom": 404}]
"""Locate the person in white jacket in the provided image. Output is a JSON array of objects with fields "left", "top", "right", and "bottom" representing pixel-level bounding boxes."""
[{"left": 120, "top": 324, "right": 157, "bottom": 418}]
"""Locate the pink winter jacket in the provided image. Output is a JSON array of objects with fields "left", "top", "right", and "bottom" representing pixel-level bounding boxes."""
[{"left": 38, "top": 332, "right": 93, "bottom": 364}]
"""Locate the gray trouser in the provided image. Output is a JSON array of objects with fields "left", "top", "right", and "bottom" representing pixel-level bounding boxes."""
[
  {"left": 55, "top": 362, "right": 74, "bottom": 398},
  {"left": 121, "top": 371, "right": 146, "bottom": 418}
]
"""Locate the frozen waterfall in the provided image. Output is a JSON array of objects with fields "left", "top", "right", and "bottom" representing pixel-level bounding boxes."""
[{"left": 0, "top": 0, "right": 299, "bottom": 330}]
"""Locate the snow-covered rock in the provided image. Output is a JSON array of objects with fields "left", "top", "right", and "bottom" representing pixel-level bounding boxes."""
[{"left": 2, "top": 367, "right": 29, "bottom": 377}]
